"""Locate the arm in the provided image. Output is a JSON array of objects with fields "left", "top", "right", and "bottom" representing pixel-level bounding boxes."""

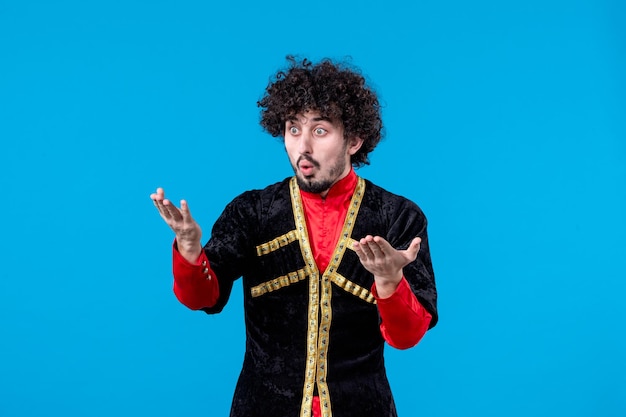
[
  {"left": 172, "top": 240, "right": 220, "bottom": 310},
  {"left": 354, "top": 235, "right": 432, "bottom": 349},
  {"left": 151, "top": 188, "right": 219, "bottom": 309},
  {"left": 372, "top": 278, "right": 432, "bottom": 349}
]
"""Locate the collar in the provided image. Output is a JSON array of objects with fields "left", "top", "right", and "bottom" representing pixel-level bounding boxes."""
[{"left": 299, "top": 169, "right": 358, "bottom": 202}]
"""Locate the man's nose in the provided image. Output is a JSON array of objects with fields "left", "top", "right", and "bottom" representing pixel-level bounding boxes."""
[{"left": 298, "top": 131, "right": 313, "bottom": 154}]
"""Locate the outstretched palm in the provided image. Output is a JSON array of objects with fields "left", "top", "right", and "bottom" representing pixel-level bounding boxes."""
[
  {"left": 151, "top": 187, "right": 203, "bottom": 261},
  {"left": 353, "top": 235, "right": 421, "bottom": 298}
]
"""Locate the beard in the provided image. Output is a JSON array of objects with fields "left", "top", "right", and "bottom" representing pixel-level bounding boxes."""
[
  {"left": 294, "top": 153, "right": 348, "bottom": 194},
  {"left": 296, "top": 176, "right": 335, "bottom": 194}
]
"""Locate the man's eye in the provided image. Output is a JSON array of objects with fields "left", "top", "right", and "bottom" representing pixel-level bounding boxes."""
[
  {"left": 314, "top": 128, "right": 327, "bottom": 135},
  {"left": 289, "top": 126, "right": 299, "bottom": 134}
]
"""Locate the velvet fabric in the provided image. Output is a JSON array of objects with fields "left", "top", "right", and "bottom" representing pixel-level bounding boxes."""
[{"left": 201, "top": 177, "right": 437, "bottom": 417}]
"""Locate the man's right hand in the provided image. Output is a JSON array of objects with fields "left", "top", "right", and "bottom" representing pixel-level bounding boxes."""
[{"left": 151, "top": 187, "right": 203, "bottom": 263}]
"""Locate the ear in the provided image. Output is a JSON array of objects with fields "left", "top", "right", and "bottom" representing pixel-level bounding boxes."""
[{"left": 347, "top": 136, "right": 364, "bottom": 156}]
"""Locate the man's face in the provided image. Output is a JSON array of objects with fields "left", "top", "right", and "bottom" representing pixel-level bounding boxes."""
[{"left": 284, "top": 110, "right": 363, "bottom": 195}]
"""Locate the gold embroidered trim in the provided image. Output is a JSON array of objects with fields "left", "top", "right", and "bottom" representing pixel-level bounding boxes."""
[
  {"left": 293, "top": 176, "right": 366, "bottom": 417},
  {"left": 290, "top": 178, "right": 319, "bottom": 417},
  {"left": 250, "top": 268, "right": 309, "bottom": 298},
  {"left": 329, "top": 273, "right": 376, "bottom": 304},
  {"left": 250, "top": 230, "right": 306, "bottom": 297},
  {"left": 256, "top": 230, "right": 299, "bottom": 256},
  {"left": 316, "top": 177, "right": 365, "bottom": 417},
  {"left": 334, "top": 233, "right": 375, "bottom": 303}
]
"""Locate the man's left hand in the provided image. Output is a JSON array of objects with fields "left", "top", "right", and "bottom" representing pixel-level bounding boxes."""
[{"left": 353, "top": 236, "right": 421, "bottom": 299}]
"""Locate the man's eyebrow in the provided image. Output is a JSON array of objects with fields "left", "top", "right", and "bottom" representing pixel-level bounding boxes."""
[
  {"left": 311, "top": 116, "right": 332, "bottom": 122},
  {"left": 285, "top": 115, "right": 333, "bottom": 124}
]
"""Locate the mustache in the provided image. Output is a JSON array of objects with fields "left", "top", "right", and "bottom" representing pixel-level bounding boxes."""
[{"left": 297, "top": 154, "right": 320, "bottom": 168}]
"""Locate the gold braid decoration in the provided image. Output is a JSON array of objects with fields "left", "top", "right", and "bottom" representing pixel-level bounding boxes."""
[
  {"left": 255, "top": 230, "right": 299, "bottom": 256},
  {"left": 290, "top": 176, "right": 366, "bottom": 417},
  {"left": 290, "top": 177, "right": 319, "bottom": 417},
  {"left": 329, "top": 273, "right": 376, "bottom": 304},
  {"left": 316, "top": 177, "right": 365, "bottom": 417},
  {"left": 250, "top": 268, "right": 309, "bottom": 298}
]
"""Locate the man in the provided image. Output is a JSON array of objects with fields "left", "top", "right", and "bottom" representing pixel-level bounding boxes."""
[{"left": 151, "top": 57, "right": 438, "bottom": 417}]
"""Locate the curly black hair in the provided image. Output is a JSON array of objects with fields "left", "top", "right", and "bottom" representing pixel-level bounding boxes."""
[{"left": 257, "top": 56, "right": 383, "bottom": 167}]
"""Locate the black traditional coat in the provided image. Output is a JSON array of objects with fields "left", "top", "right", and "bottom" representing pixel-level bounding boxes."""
[{"left": 201, "top": 176, "right": 437, "bottom": 417}]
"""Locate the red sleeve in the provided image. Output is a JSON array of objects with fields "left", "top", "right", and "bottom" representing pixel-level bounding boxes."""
[
  {"left": 172, "top": 239, "right": 220, "bottom": 310},
  {"left": 372, "top": 278, "right": 432, "bottom": 350}
]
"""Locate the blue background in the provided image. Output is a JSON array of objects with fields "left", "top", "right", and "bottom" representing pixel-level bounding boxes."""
[{"left": 1, "top": 0, "right": 624, "bottom": 416}]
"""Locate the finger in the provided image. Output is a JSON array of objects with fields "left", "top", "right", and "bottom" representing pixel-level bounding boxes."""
[
  {"left": 162, "top": 199, "right": 183, "bottom": 221},
  {"left": 152, "top": 197, "right": 169, "bottom": 216},
  {"left": 180, "top": 199, "right": 190, "bottom": 215},
  {"left": 152, "top": 199, "right": 165, "bottom": 215},
  {"left": 352, "top": 241, "right": 364, "bottom": 258},
  {"left": 405, "top": 237, "right": 422, "bottom": 261},
  {"left": 371, "top": 236, "right": 396, "bottom": 253},
  {"left": 180, "top": 199, "right": 196, "bottom": 223},
  {"left": 365, "top": 239, "right": 386, "bottom": 258},
  {"left": 357, "top": 236, "right": 376, "bottom": 259},
  {"left": 150, "top": 187, "right": 165, "bottom": 200},
  {"left": 353, "top": 243, "right": 373, "bottom": 264}
]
